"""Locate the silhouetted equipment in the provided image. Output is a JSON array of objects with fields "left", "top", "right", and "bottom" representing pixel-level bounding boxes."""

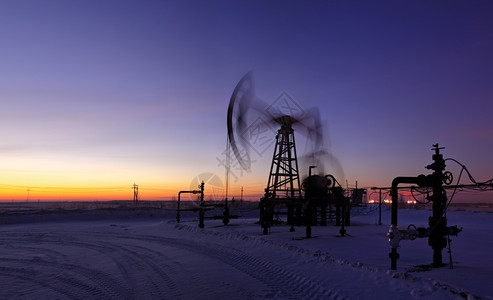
[
  {"left": 351, "top": 188, "right": 366, "bottom": 206},
  {"left": 267, "top": 116, "right": 302, "bottom": 202},
  {"left": 176, "top": 184, "right": 203, "bottom": 224},
  {"left": 227, "top": 72, "right": 328, "bottom": 174},
  {"left": 227, "top": 72, "right": 256, "bottom": 171},
  {"left": 132, "top": 183, "right": 139, "bottom": 204},
  {"left": 257, "top": 114, "right": 348, "bottom": 236},
  {"left": 387, "top": 144, "right": 462, "bottom": 270},
  {"left": 227, "top": 72, "right": 349, "bottom": 236},
  {"left": 260, "top": 115, "right": 302, "bottom": 235},
  {"left": 301, "top": 172, "right": 350, "bottom": 237},
  {"left": 176, "top": 182, "right": 239, "bottom": 228},
  {"left": 176, "top": 181, "right": 206, "bottom": 227}
]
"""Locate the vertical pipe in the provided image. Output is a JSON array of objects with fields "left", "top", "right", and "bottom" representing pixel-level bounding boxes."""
[
  {"left": 390, "top": 176, "right": 425, "bottom": 270},
  {"left": 199, "top": 181, "right": 205, "bottom": 228},
  {"left": 177, "top": 192, "right": 182, "bottom": 223},
  {"left": 378, "top": 188, "right": 382, "bottom": 226},
  {"left": 177, "top": 189, "right": 201, "bottom": 224}
]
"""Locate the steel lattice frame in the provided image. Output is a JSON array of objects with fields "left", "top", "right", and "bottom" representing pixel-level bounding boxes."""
[{"left": 266, "top": 119, "right": 301, "bottom": 200}]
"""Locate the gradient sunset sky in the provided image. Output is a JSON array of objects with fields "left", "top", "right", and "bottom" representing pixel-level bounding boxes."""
[{"left": 1, "top": 1, "right": 492, "bottom": 201}]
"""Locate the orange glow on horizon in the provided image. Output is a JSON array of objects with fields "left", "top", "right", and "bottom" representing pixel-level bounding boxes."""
[{"left": 0, "top": 182, "right": 265, "bottom": 202}]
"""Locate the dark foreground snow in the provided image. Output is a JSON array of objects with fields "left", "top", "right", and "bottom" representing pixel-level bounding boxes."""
[{"left": 0, "top": 205, "right": 490, "bottom": 299}]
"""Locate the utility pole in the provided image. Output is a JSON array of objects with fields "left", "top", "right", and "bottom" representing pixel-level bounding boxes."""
[
  {"left": 132, "top": 183, "right": 139, "bottom": 204},
  {"left": 370, "top": 187, "right": 386, "bottom": 226}
]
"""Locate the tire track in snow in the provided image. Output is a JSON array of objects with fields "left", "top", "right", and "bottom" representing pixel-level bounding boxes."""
[
  {"left": 1, "top": 232, "right": 130, "bottom": 299},
  {"left": 172, "top": 222, "right": 476, "bottom": 299},
  {"left": 75, "top": 231, "right": 267, "bottom": 299},
  {"left": 0, "top": 221, "right": 473, "bottom": 299},
  {"left": 0, "top": 267, "right": 80, "bottom": 299},
  {"left": 0, "top": 230, "right": 184, "bottom": 299},
  {"left": 53, "top": 229, "right": 341, "bottom": 299},
  {"left": 0, "top": 257, "right": 125, "bottom": 299},
  {"left": 185, "top": 242, "right": 343, "bottom": 300},
  {"left": 113, "top": 243, "right": 186, "bottom": 300},
  {"left": 62, "top": 239, "right": 167, "bottom": 299},
  {"left": 51, "top": 236, "right": 186, "bottom": 299},
  {"left": 81, "top": 231, "right": 344, "bottom": 299}
]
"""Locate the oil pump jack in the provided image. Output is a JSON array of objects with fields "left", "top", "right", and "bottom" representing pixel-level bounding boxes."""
[
  {"left": 387, "top": 144, "right": 462, "bottom": 270},
  {"left": 227, "top": 72, "right": 348, "bottom": 236},
  {"left": 258, "top": 117, "right": 350, "bottom": 236}
]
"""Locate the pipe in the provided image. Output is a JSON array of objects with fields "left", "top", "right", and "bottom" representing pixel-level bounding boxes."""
[
  {"left": 389, "top": 175, "right": 428, "bottom": 270},
  {"left": 176, "top": 190, "right": 200, "bottom": 223},
  {"left": 391, "top": 177, "right": 421, "bottom": 225},
  {"left": 379, "top": 188, "right": 382, "bottom": 225},
  {"left": 309, "top": 165, "right": 316, "bottom": 177}
]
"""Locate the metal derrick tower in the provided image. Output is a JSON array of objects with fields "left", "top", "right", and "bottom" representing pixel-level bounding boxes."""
[
  {"left": 260, "top": 115, "right": 302, "bottom": 234},
  {"left": 266, "top": 115, "right": 301, "bottom": 200}
]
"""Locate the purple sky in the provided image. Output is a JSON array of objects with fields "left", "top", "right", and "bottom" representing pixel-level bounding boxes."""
[{"left": 0, "top": 1, "right": 492, "bottom": 200}]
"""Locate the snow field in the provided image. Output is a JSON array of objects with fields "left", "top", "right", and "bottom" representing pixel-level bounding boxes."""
[{"left": 0, "top": 205, "right": 490, "bottom": 299}]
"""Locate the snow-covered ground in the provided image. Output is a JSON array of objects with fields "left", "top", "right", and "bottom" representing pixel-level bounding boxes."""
[{"left": 0, "top": 203, "right": 491, "bottom": 299}]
